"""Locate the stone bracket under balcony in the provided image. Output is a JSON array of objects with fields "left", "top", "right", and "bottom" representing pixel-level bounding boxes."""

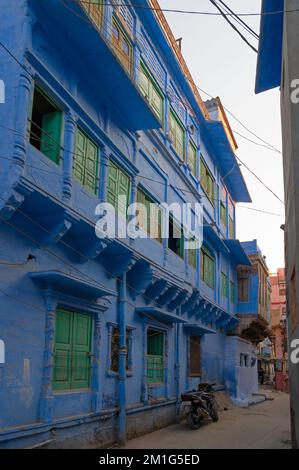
[
  {"left": 156, "top": 283, "right": 181, "bottom": 308},
  {"left": 168, "top": 289, "right": 191, "bottom": 311},
  {"left": 127, "top": 260, "right": 154, "bottom": 300},
  {"left": 0, "top": 180, "right": 33, "bottom": 223},
  {"left": 39, "top": 211, "right": 79, "bottom": 248},
  {"left": 144, "top": 279, "right": 168, "bottom": 305},
  {"left": 100, "top": 242, "right": 136, "bottom": 278}
]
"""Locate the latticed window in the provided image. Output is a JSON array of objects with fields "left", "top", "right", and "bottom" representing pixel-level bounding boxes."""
[
  {"left": 111, "top": 16, "right": 133, "bottom": 75},
  {"left": 53, "top": 309, "right": 92, "bottom": 391},
  {"left": 147, "top": 329, "right": 164, "bottom": 384},
  {"left": 169, "top": 111, "right": 185, "bottom": 159},
  {"left": 188, "top": 140, "right": 197, "bottom": 177},
  {"left": 136, "top": 188, "right": 162, "bottom": 242},
  {"left": 139, "top": 64, "right": 164, "bottom": 123},
  {"left": 107, "top": 161, "right": 131, "bottom": 216},
  {"left": 188, "top": 237, "right": 197, "bottom": 269},
  {"left": 111, "top": 327, "right": 131, "bottom": 373},
  {"left": 201, "top": 245, "right": 215, "bottom": 289},
  {"left": 74, "top": 128, "right": 99, "bottom": 194},
  {"left": 221, "top": 272, "right": 229, "bottom": 298},
  {"left": 220, "top": 201, "right": 227, "bottom": 227},
  {"left": 200, "top": 158, "right": 215, "bottom": 204},
  {"left": 189, "top": 336, "right": 201, "bottom": 376},
  {"left": 81, "top": 0, "right": 103, "bottom": 29},
  {"left": 238, "top": 277, "right": 249, "bottom": 302}
]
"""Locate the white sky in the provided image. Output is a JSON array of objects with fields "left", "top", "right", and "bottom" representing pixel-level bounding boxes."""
[{"left": 159, "top": 0, "right": 285, "bottom": 273}]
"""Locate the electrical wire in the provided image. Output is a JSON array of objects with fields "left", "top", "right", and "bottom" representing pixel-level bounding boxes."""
[
  {"left": 0, "top": 15, "right": 284, "bottom": 206},
  {"left": 209, "top": 0, "right": 258, "bottom": 53},
  {"left": 75, "top": 0, "right": 296, "bottom": 18},
  {"left": 215, "top": 0, "right": 259, "bottom": 40},
  {"left": 0, "top": 16, "right": 281, "bottom": 157}
]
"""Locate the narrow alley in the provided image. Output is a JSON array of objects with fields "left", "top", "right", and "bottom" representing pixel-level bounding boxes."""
[{"left": 123, "top": 391, "right": 291, "bottom": 450}]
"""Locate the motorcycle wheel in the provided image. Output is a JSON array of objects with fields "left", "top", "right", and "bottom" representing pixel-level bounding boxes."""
[
  {"left": 186, "top": 411, "right": 203, "bottom": 429},
  {"left": 208, "top": 402, "right": 219, "bottom": 422}
]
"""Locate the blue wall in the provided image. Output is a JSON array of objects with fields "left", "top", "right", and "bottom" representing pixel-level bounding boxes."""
[{"left": 0, "top": 0, "right": 251, "bottom": 448}]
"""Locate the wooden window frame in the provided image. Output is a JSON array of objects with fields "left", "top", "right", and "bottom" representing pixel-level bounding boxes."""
[
  {"left": 147, "top": 329, "right": 165, "bottom": 384},
  {"left": 107, "top": 160, "right": 131, "bottom": 217},
  {"left": 201, "top": 245, "right": 215, "bottom": 289},
  {"left": 139, "top": 63, "right": 164, "bottom": 123},
  {"left": 200, "top": 157, "right": 215, "bottom": 205},
  {"left": 74, "top": 127, "right": 99, "bottom": 194},
  {"left": 29, "top": 85, "right": 62, "bottom": 165},
  {"left": 111, "top": 15, "right": 133, "bottom": 76},
  {"left": 221, "top": 272, "right": 229, "bottom": 298},
  {"left": 169, "top": 110, "right": 185, "bottom": 160},
  {"left": 137, "top": 187, "right": 162, "bottom": 242},
  {"left": 188, "top": 140, "right": 197, "bottom": 177},
  {"left": 53, "top": 309, "right": 93, "bottom": 392},
  {"left": 238, "top": 277, "right": 249, "bottom": 303}
]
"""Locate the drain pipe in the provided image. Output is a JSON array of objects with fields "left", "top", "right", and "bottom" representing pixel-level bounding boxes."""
[
  {"left": 118, "top": 273, "right": 127, "bottom": 446},
  {"left": 175, "top": 321, "right": 181, "bottom": 422}
]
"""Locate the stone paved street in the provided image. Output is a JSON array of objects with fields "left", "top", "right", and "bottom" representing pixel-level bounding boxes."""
[{"left": 123, "top": 391, "right": 291, "bottom": 449}]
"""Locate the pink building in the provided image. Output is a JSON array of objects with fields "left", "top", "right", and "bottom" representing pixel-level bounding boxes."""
[{"left": 270, "top": 268, "right": 288, "bottom": 392}]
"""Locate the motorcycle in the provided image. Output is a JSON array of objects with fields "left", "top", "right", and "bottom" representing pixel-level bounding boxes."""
[{"left": 181, "top": 382, "right": 219, "bottom": 429}]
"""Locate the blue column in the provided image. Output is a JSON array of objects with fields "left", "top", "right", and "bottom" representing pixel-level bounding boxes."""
[
  {"left": 118, "top": 273, "right": 127, "bottom": 445},
  {"left": 91, "top": 312, "right": 102, "bottom": 413},
  {"left": 141, "top": 321, "right": 148, "bottom": 404},
  {"left": 39, "top": 292, "right": 57, "bottom": 423},
  {"left": 12, "top": 66, "right": 33, "bottom": 179},
  {"left": 99, "top": 147, "right": 109, "bottom": 202},
  {"left": 62, "top": 111, "right": 77, "bottom": 202}
]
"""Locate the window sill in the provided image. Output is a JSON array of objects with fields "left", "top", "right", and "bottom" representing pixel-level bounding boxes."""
[
  {"left": 53, "top": 388, "right": 91, "bottom": 395},
  {"left": 106, "top": 370, "right": 133, "bottom": 378}
]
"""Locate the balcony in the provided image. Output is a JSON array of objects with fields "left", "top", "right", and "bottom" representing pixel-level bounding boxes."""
[{"left": 31, "top": 0, "right": 161, "bottom": 131}]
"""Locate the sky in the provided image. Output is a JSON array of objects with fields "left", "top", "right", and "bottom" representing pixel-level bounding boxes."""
[{"left": 158, "top": 0, "right": 285, "bottom": 273}]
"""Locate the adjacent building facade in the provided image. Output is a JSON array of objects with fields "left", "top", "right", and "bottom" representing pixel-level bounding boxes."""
[
  {"left": 255, "top": 0, "right": 299, "bottom": 448},
  {"left": 0, "top": 0, "right": 255, "bottom": 448},
  {"left": 270, "top": 268, "right": 288, "bottom": 391}
]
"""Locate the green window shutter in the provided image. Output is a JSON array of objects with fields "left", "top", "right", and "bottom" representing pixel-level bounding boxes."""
[
  {"left": 74, "top": 129, "right": 98, "bottom": 194},
  {"left": 107, "top": 161, "right": 119, "bottom": 209},
  {"left": 71, "top": 312, "right": 92, "bottom": 389},
  {"left": 118, "top": 169, "right": 130, "bottom": 217},
  {"left": 169, "top": 112, "right": 176, "bottom": 143},
  {"left": 53, "top": 310, "right": 73, "bottom": 391},
  {"left": 139, "top": 66, "right": 150, "bottom": 99},
  {"left": 151, "top": 85, "right": 163, "bottom": 121},
  {"left": 147, "top": 329, "right": 164, "bottom": 383},
  {"left": 221, "top": 272, "right": 228, "bottom": 298},
  {"left": 201, "top": 247, "right": 215, "bottom": 289},
  {"left": 220, "top": 201, "right": 227, "bottom": 226},
  {"left": 107, "top": 162, "right": 130, "bottom": 216},
  {"left": 189, "top": 247, "right": 196, "bottom": 268},
  {"left": 188, "top": 142, "right": 197, "bottom": 176},
  {"left": 85, "top": 138, "right": 98, "bottom": 193},
  {"left": 40, "top": 111, "right": 62, "bottom": 164}
]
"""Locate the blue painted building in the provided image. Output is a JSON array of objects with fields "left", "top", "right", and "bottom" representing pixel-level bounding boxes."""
[{"left": 0, "top": 0, "right": 254, "bottom": 448}]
